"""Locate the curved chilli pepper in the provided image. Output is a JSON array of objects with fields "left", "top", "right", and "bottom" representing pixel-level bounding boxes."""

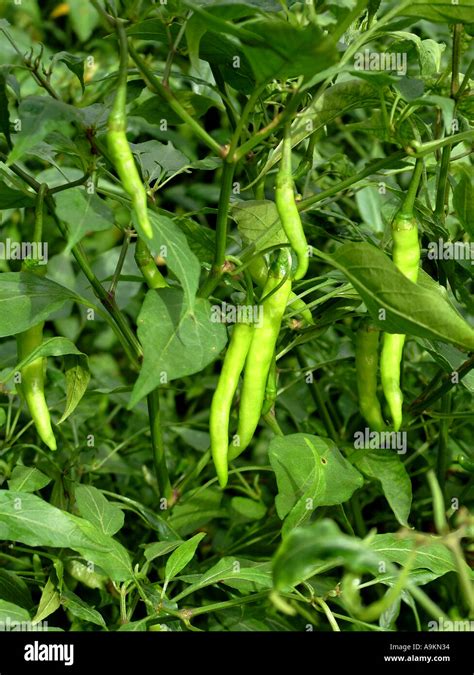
[
  {"left": 380, "top": 162, "right": 422, "bottom": 431},
  {"left": 248, "top": 255, "right": 313, "bottom": 325},
  {"left": 134, "top": 237, "right": 168, "bottom": 289},
  {"left": 229, "top": 253, "right": 292, "bottom": 460},
  {"left": 355, "top": 321, "right": 385, "bottom": 431},
  {"left": 275, "top": 126, "right": 308, "bottom": 281},
  {"left": 16, "top": 184, "right": 57, "bottom": 451},
  {"left": 17, "top": 322, "right": 57, "bottom": 451},
  {"left": 210, "top": 322, "right": 253, "bottom": 488},
  {"left": 107, "top": 21, "right": 153, "bottom": 240}
]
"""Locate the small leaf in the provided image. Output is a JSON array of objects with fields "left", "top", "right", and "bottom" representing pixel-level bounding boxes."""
[
  {"left": 74, "top": 484, "right": 124, "bottom": 536},
  {"left": 60, "top": 588, "right": 106, "bottom": 629},
  {"left": 32, "top": 578, "right": 60, "bottom": 624},
  {"left": 8, "top": 466, "right": 51, "bottom": 493},
  {"left": 164, "top": 533, "right": 206, "bottom": 587}
]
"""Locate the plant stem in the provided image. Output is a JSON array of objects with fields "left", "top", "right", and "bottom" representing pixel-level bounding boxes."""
[
  {"left": 298, "top": 150, "right": 406, "bottom": 211},
  {"left": 434, "top": 145, "right": 452, "bottom": 221},
  {"left": 401, "top": 158, "right": 423, "bottom": 215},
  {"left": 427, "top": 470, "right": 449, "bottom": 535},
  {"left": 147, "top": 389, "right": 172, "bottom": 501},
  {"left": 436, "top": 394, "right": 451, "bottom": 498},
  {"left": 129, "top": 43, "right": 224, "bottom": 157},
  {"left": 109, "top": 230, "right": 132, "bottom": 297},
  {"left": 409, "top": 355, "right": 474, "bottom": 415},
  {"left": 296, "top": 348, "right": 338, "bottom": 443},
  {"left": 198, "top": 160, "right": 235, "bottom": 298}
]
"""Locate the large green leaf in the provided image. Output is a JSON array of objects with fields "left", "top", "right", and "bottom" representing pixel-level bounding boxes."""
[
  {"left": 7, "top": 97, "right": 81, "bottom": 165},
  {"left": 0, "top": 273, "right": 79, "bottom": 337},
  {"left": 273, "top": 520, "right": 465, "bottom": 590},
  {"left": 0, "top": 491, "right": 132, "bottom": 582},
  {"left": 318, "top": 243, "right": 474, "bottom": 350},
  {"left": 351, "top": 449, "right": 412, "bottom": 527},
  {"left": 240, "top": 17, "right": 338, "bottom": 83},
  {"left": 129, "top": 289, "right": 227, "bottom": 408},
  {"left": 399, "top": 0, "right": 474, "bottom": 24},
  {"left": 268, "top": 434, "right": 363, "bottom": 536},
  {"left": 54, "top": 188, "right": 113, "bottom": 252}
]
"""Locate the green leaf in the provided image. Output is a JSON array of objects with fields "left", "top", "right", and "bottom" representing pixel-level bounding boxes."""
[
  {"left": 52, "top": 52, "right": 86, "bottom": 93},
  {"left": 164, "top": 533, "right": 206, "bottom": 587},
  {"left": 453, "top": 169, "right": 474, "bottom": 237},
  {"left": 269, "top": 434, "right": 363, "bottom": 536},
  {"left": 68, "top": 0, "right": 99, "bottom": 41},
  {"left": 0, "top": 181, "right": 34, "bottom": 209},
  {"left": 7, "top": 97, "right": 80, "bottom": 165},
  {"left": 143, "top": 540, "right": 183, "bottom": 563},
  {"left": 418, "top": 339, "right": 474, "bottom": 393},
  {"left": 240, "top": 18, "right": 338, "bottom": 83},
  {"left": 129, "top": 289, "right": 227, "bottom": 408},
  {"left": 351, "top": 450, "right": 412, "bottom": 527},
  {"left": 32, "top": 578, "right": 60, "bottom": 624},
  {"left": 74, "top": 485, "right": 124, "bottom": 536},
  {"left": 58, "top": 354, "right": 91, "bottom": 424},
  {"left": 0, "top": 273, "right": 79, "bottom": 338},
  {"left": 168, "top": 487, "right": 224, "bottom": 537},
  {"left": 399, "top": 0, "right": 474, "bottom": 24},
  {"left": 146, "top": 212, "right": 201, "bottom": 312},
  {"left": 318, "top": 243, "right": 474, "bottom": 351},
  {"left": 0, "top": 599, "right": 31, "bottom": 624},
  {"left": 0, "top": 569, "right": 33, "bottom": 610},
  {"left": 232, "top": 199, "right": 287, "bottom": 249},
  {"left": 256, "top": 80, "right": 380, "bottom": 180},
  {"left": 176, "top": 557, "right": 273, "bottom": 600},
  {"left": 60, "top": 588, "right": 106, "bottom": 629},
  {"left": 0, "top": 67, "right": 11, "bottom": 147},
  {"left": 230, "top": 497, "right": 267, "bottom": 521},
  {"left": 55, "top": 188, "right": 113, "bottom": 252},
  {"left": 133, "top": 92, "right": 220, "bottom": 126},
  {"left": 272, "top": 519, "right": 465, "bottom": 590},
  {"left": 0, "top": 491, "right": 132, "bottom": 581},
  {"left": 8, "top": 466, "right": 51, "bottom": 493}
]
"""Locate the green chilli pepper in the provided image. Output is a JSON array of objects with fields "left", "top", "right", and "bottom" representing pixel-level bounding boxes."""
[
  {"left": 261, "top": 352, "right": 277, "bottom": 416},
  {"left": 16, "top": 185, "right": 57, "bottom": 451},
  {"left": 210, "top": 322, "right": 253, "bottom": 488},
  {"left": 107, "top": 21, "right": 153, "bottom": 240},
  {"left": 355, "top": 321, "right": 385, "bottom": 431},
  {"left": 134, "top": 237, "right": 168, "bottom": 289},
  {"left": 275, "top": 125, "right": 309, "bottom": 281},
  {"left": 248, "top": 255, "right": 313, "bottom": 325},
  {"left": 380, "top": 160, "right": 423, "bottom": 431},
  {"left": 229, "top": 251, "right": 292, "bottom": 460}
]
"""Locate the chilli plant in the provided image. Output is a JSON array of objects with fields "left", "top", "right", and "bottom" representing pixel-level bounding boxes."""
[{"left": 0, "top": 0, "right": 473, "bottom": 634}]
